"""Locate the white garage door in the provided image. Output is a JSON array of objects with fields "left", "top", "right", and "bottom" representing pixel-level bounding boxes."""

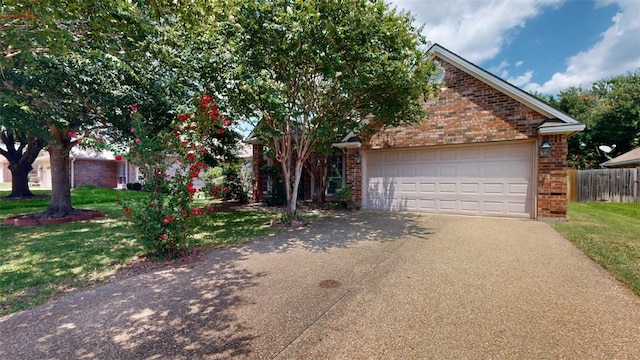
[{"left": 364, "top": 142, "right": 535, "bottom": 218}]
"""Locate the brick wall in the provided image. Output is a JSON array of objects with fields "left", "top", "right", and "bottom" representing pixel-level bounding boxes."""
[
  {"left": 537, "top": 134, "right": 568, "bottom": 218},
  {"left": 351, "top": 56, "right": 570, "bottom": 218},
  {"left": 344, "top": 148, "right": 362, "bottom": 206},
  {"left": 73, "top": 159, "right": 117, "bottom": 188},
  {"left": 366, "top": 57, "right": 547, "bottom": 149}
]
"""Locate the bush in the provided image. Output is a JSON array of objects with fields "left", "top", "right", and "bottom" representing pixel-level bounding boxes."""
[
  {"left": 126, "top": 182, "right": 143, "bottom": 191},
  {"left": 260, "top": 164, "right": 285, "bottom": 206},
  {"left": 205, "top": 165, "right": 248, "bottom": 202}
]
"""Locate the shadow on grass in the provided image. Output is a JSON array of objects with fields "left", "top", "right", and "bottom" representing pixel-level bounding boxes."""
[{"left": 2, "top": 250, "right": 264, "bottom": 359}]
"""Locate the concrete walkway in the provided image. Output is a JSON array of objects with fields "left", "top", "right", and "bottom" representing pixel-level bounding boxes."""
[{"left": 1, "top": 212, "right": 639, "bottom": 359}]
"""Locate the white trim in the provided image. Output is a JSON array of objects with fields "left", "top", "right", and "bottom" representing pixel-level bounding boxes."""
[
  {"left": 429, "top": 44, "right": 585, "bottom": 134},
  {"left": 331, "top": 141, "right": 361, "bottom": 149},
  {"left": 538, "top": 124, "right": 585, "bottom": 135}
]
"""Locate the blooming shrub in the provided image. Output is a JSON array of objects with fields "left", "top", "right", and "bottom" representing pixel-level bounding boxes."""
[
  {"left": 117, "top": 95, "right": 233, "bottom": 258},
  {"left": 204, "top": 165, "right": 248, "bottom": 202}
]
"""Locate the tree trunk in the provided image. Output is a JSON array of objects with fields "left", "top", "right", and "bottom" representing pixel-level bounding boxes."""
[
  {"left": 43, "top": 143, "right": 74, "bottom": 218},
  {"left": 8, "top": 163, "right": 34, "bottom": 198},
  {"left": 1, "top": 133, "right": 44, "bottom": 198},
  {"left": 305, "top": 153, "right": 330, "bottom": 204}
]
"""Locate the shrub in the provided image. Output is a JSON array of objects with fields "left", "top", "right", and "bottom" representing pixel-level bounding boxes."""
[
  {"left": 126, "top": 182, "right": 143, "bottom": 191},
  {"left": 117, "top": 95, "right": 234, "bottom": 258}
]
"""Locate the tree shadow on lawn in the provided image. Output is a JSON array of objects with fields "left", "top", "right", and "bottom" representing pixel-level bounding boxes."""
[
  {"left": 241, "top": 210, "right": 435, "bottom": 254},
  {"left": 1, "top": 250, "right": 265, "bottom": 359}
]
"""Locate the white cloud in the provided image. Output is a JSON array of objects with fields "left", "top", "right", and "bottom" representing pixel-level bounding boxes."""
[
  {"left": 389, "top": 0, "right": 640, "bottom": 95},
  {"left": 389, "top": 0, "right": 563, "bottom": 63},
  {"left": 526, "top": 0, "right": 640, "bottom": 94}
]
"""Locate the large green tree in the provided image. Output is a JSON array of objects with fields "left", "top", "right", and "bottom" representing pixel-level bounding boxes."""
[
  {"left": 214, "top": 0, "right": 439, "bottom": 219},
  {"left": 0, "top": 1, "right": 192, "bottom": 214},
  {"left": 556, "top": 71, "right": 640, "bottom": 169}
]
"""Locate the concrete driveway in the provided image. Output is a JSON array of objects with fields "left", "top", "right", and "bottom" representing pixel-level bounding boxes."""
[{"left": 1, "top": 212, "right": 639, "bottom": 359}]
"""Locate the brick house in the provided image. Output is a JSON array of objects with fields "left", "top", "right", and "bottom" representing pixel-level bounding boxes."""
[
  {"left": 251, "top": 44, "right": 584, "bottom": 219},
  {"left": 0, "top": 148, "right": 139, "bottom": 189}
]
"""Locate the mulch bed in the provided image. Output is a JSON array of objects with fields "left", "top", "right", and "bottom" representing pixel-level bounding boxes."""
[{"left": 3, "top": 209, "right": 106, "bottom": 226}]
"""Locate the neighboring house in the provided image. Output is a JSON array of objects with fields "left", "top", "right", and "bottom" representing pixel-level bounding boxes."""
[
  {"left": 250, "top": 44, "right": 585, "bottom": 220},
  {"left": 0, "top": 148, "right": 140, "bottom": 189},
  {"left": 601, "top": 147, "right": 640, "bottom": 168}
]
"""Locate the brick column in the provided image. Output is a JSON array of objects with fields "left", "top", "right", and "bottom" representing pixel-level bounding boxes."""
[
  {"left": 345, "top": 148, "right": 362, "bottom": 207},
  {"left": 537, "top": 134, "right": 568, "bottom": 219},
  {"left": 252, "top": 144, "right": 265, "bottom": 202}
]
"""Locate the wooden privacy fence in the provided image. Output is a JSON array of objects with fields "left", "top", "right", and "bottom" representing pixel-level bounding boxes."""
[{"left": 567, "top": 168, "right": 639, "bottom": 203}]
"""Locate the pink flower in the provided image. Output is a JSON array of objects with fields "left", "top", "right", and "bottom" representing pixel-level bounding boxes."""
[
  {"left": 135, "top": 138, "right": 142, "bottom": 144},
  {"left": 130, "top": 104, "right": 138, "bottom": 111},
  {"left": 160, "top": 234, "right": 168, "bottom": 240},
  {"left": 68, "top": 131, "right": 77, "bottom": 138},
  {"left": 222, "top": 116, "right": 231, "bottom": 126},
  {"left": 130, "top": 127, "right": 135, "bottom": 133},
  {"left": 162, "top": 218, "right": 170, "bottom": 225}
]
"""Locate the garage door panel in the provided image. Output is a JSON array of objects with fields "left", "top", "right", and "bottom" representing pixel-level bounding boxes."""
[
  {"left": 402, "top": 167, "right": 416, "bottom": 176},
  {"left": 440, "top": 166, "right": 457, "bottom": 176},
  {"left": 461, "top": 183, "right": 479, "bottom": 194},
  {"left": 483, "top": 183, "right": 504, "bottom": 194},
  {"left": 365, "top": 142, "right": 534, "bottom": 218},
  {"left": 461, "top": 201, "right": 480, "bottom": 211},
  {"left": 439, "top": 183, "right": 457, "bottom": 193}
]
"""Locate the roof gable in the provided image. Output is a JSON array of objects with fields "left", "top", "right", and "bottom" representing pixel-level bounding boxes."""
[{"left": 428, "top": 44, "right": 584, "bottom": 136}]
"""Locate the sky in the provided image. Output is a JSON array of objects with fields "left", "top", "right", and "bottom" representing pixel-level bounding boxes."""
[{"left": 387, "top": 0, "right": 640, "bottom": 95}]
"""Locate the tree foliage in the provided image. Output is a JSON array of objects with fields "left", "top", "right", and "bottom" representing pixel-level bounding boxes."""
[
  {"left": 555, "top": 71, "right": 640, "bottom": 169},
  {"left": 0, "top": 0, "right": 198, "bottom": 213},
  {"left": 214, "top": 0, "right": 439, "bottom": 219}
]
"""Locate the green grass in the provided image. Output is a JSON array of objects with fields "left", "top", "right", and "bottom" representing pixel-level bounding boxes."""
[
  {"left": 552, "top": 202, "right": 640, "bottom": 296},
  {"left": 0, "top": 188, "right": 281, "bottom": 315}
]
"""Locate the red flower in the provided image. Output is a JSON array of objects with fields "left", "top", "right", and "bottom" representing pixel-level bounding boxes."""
[
  {"left": 162, "top": 218, "right": 170, "bottom": 225},
  {"left": 222, "top": 115, "right": 231, "bottom": 126},
  {"left": 209, "top": 105, "right": 219, "bottom": 120},
  {"left": 115, "top": 155, "right": 123, "bottom": 161},
  {"left": 130, "top": 104, "right": 138, "bottom": 111},
  {"left": 187, "top": 183, "right": 196, "bottom": 193},
  {"left": 223, "top": 187, "right": 229, "bottom": 193},
  {"left": 124, "top": 207, "right": 131, "bottom": 215},
  {"left": 186, "top": 152, "right": 195, "bottom": 161},
  {"left": 199, "top": 94, "right": 213, "bottom": 106},
  {"left": 149, "top": 203, "right": 155, "bottom": 208},
  {"left": 218, "top": 128, "right": 225, "bottom": 134},
  {"left": 174, "top": 131, "right": 181, "bottom": 137},
  {"left": 160, "top": 234, "right": 168, "bottom": 240},
  {"left": 178, "top": 113, "right": 191, "bottom": 121},
  {"left": 135, "top": 138, "right": 142, "bottom": 144},
  {"left": 188, "top": 125, "right": 196, "bottom": 131},
  {"left": 68, "top": 131, "right": 77, "bottom": 138}
]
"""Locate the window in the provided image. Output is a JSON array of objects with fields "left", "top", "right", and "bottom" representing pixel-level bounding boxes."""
[{"left": 327, "top": 154, "right": 345, "bottom": 196}]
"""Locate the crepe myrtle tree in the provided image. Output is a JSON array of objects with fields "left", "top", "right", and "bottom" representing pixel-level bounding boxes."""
[{"left": 216, "top": 0, "right": 439, "bottom": 220}]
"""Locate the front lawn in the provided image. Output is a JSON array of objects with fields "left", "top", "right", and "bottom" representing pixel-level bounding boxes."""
[
  {"left": 0, "top": 188, "right": 279, "bottom": 316},
  {"left": 552, "top": 202, "right": 640, "bottom": 296}
]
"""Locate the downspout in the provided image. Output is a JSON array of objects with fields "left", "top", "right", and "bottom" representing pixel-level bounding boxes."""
[{"left": 71, "top": 157, "right": 76, "bottom": 189}]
